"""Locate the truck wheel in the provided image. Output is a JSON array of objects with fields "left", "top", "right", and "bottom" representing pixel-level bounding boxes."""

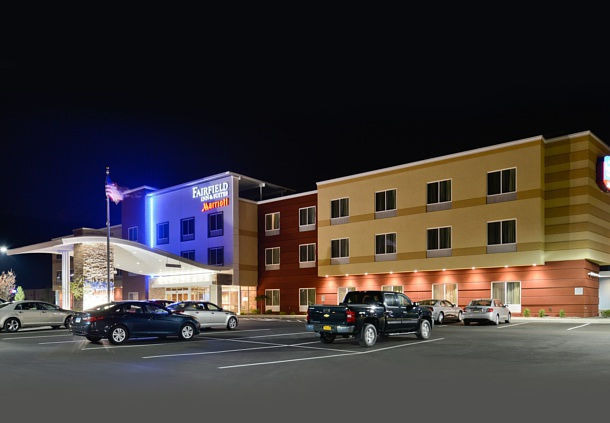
[
  {"left": 358, "top": 323, "right": 377, "bottom": 347},
  {"left": 320, "top": 333, "right": 336, "bottom": 344},
  {"left": 416, "top": 320, "right": 431, "bottom": 340}
]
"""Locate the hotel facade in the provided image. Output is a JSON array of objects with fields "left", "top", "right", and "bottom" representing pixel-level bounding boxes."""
[{"left": 9, "top": 131, "right": 610, "bottom": 316}]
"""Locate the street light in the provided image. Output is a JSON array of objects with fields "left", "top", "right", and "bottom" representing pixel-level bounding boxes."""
[{"left": 0, "top": 246, "right": 7, "bottom": 254}]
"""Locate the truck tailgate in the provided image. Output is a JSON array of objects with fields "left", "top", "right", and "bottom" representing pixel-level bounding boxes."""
[{"left": 308, "top": 305, "right": 348, "bottom": 324}]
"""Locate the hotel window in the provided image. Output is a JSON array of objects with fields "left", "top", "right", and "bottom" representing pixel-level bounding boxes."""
[
  {"left": 299, "top": 206, "right": 316, "bottom": 231},
  {"left": 330, "top": 198, "right": 349, "bottom": 224},
  {"left": 427, "top": 226, "right": 451, "bottom": 257},
  {"left": 265, "top": 289, "right": 280, "bottom": 312},
  {"left": 127, "top": 226, "right": 138, "bottom": 242},
  {"left": 157, "top": 222, "right": 169, "bottom": 245},
  {"left": 208, "top": 212, "right": 223, "bottom": 238},
  {"left": 382, "top": 285, "right": 404, "bottom": 293},
  {"left": 427, "top": 179, "right": 452, "bottom": 211},
  {"left": 265, "top": 247, "right": 280, "bottom": 270},
  {"left": 299, "top": 243, "right": 316, "bottom": 268},
  {"left": 181, "top": 217, "right": 195, "bottom": 242},
  {"left": 491, "top": 281, "right": 521, "bottom": 311},
  {"left": 331, "top": 238, "right": 349, "bottom": 264},
  {"left": 487, "top": 219, "right": 516, "bottom": 253},
  {"left": 375, "top": 189, "right": 397, "bottom": 218},
  {"left": 375, "top": 233, "right": 397, "bottom": 261},
  {"left": 487, "top": 168, "right": 516, "bottom": 203},
  {"left": 432, "top": 283, "right": 458, "bottom": 305},
  {"left": 299, "top": 288, "right": 316, "bottom": 312},
  {"left": 208, "top": 247, "right": 224, "bottom": 266},
  {"left": 181, "top": 250, "right": 195, "bottom": 261},
  {"left": 265, "top": 212, "right": 280, "bottom": 236},
  {"left": 337, "top": 287, "right": 355, "bottom": 304},
  {"left": 127, "top": 292, "right": 139, "bottom": 300}
]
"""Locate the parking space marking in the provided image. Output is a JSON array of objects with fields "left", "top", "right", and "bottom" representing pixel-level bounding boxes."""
[
  {"left": 0, "top": 334, "right": 74, "bottom": 340},
  {"left": 38, "top": 340, "right": 83, "bottom": 345},
  {"left": 218, "top": 338, "right": 444, "bottom": 369},
  {"left": 566, "top": 323, "right": 591, "bottom": 331},
  {"left": 206, "top": 331, "right": 311, "bottom": 339},
  {"left": 497, "top": 322, "right": 529, "bottom": 329},
  {"left": 200, "top": 329, "right": 272, "bottom": 335}
]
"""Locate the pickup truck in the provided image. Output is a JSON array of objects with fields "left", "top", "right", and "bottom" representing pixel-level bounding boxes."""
[{"left": 306, "top": 290, "right": 433, "bottom": 347}]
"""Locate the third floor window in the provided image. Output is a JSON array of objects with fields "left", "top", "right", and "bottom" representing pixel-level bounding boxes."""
[
  {"left": 427, "top": 180, "right": 451, "bottom": 204},
  {"left": 331, "top": 198, "right": 349, "bottom": 219},
  {"left": 375, "top": 189, "right": 396, "bottom": 212},
  {"left": 181, "top": 217, "right": 195, "bottom": 242},
  {"left": 265, "top": 212, "right": 280, "bottom": 234},
  {"left": 488, "top": 168, "right": 516, "bottom": 196}
]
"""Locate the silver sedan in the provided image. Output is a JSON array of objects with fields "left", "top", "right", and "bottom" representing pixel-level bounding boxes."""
[
  {"left": 418, "top": 299, "right": 463, "bottom": 324},
  {"left": 0, "top": 301, "right": 75, "bottom": 332},
  {"left": 463, "top": 299, "right": 511, "bottom": 325},
  {"left": 168, "top": 301, "right": 238, "bottom": 330}
]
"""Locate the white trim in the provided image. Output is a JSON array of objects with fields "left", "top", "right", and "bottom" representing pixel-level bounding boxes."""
[
  {"left": 375, "top": 232, "right": 397, "bottom": 255},
  {"left": 330, "top": 197, "right": 350, "bottom": 219},
  {"left": 264, "top": 289, "right": 280, "bottom": 312},
  {"left": 299, "top": 287, "right": 316, "bottom": 312},
  {"left": 545, "top": 130, "right": 610, "bottom": 151},
  {"left": 426, "top": 178, "right": 452, "bottom": 205},
  {"left": 264, "top": 212, "right": 280, "bottom": 233},
  {"left": 317, "top": 136, "right": 543, "bottom": 186},
  {"left": 487, "top": 167, "right": 517, "bottom": 196},
  {"left": 122, "top": 185, "right": 157, "bottom": 195},
  {"left": 256, "top": 190, "right": 317, "bottom": 204},
  {"left": 298, "top": 206, "right": 317, "bottom": 230},
  {"left": 298, "top": 243, "right": 316, "bottom": 264},
  {"left": 374, "top": 188, "right": 397, "bottom": 212},
  {"left": 426, "top": 226, "right": 452, "bottom": 250},
  {"left": 264, "top": 247, "right": 280, "bottom": 266},
  {"left": 486, "top": 218, "right": 517, "bottom": 246},
  {"left": 330, "top": 237, "right": 350, "bottom": 259}
]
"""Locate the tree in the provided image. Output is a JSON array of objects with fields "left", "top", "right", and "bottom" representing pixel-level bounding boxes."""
[
  {"left": 14, "top": 286, "right": 25, "bottom": 301},
  {"left": 0, "top": 270, "right": 16, "bottom": 300}
]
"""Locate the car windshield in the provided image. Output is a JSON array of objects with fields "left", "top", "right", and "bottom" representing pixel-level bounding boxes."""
[
  {"left": 0, "top": 303, "right": 10, "bottom": 309},
  {"left": 86, "top": 303, "right": 117, "bottom": 312},
  {"left": 418, "top": 300, "right": 437, "bottom": 305},
  {"left": 343, "top": 292, "right": 383, "bottom": 305},
  {"left": 469, "top": 300, "right": 492, "bottom": 306}
]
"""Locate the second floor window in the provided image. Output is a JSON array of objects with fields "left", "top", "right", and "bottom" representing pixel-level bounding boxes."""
[
  {"left": 427, "top": 227, "right": 451, "bottom": 250},
  {"left": 375, "top": 233, "right": 397, "bottom": 255},
  {"left": 427, "top": 180, "right": 451, "bottom": 204},
  {"left": 331, "top": 198, "right": 349, "bottom": 219},
  {"left": 375, "top": 189, "right": 396, "bottom": 212},
  {"left": 299, "top": 243, "right": 316, "bottom": 263},
  {"left": 299, "top": 206, "right": 316, "bottom": 227},
  {"left": 208, "top": 247, "right": 224, "bottom": 266},
  {"left": 331, "top": 238, "right": 349, "bottom": 258},
  {"left": 157, "top": 222, "right": 169, "bottom": 245},
  {"left": 265, "top": 247, "right": 280, "bottom": 266},
  {"left": 265, "top": 212, "right": 280, "bottom": 233},
  {"left": 488, "top": 219, "right": 516, "bottom": 245},
  {"left": 488, "top": 168, "right": 516, "bottom": 195},
  {"left": 181, "top": 217, "right": 195, "bottom": 242},
  {"left": 181, "top": 250, "right": 195, "bottom": 261},
  {"left": 208, "top": 212, "right": 223, "bottom": 237},
  {"left": 127, "top": 226, "right": 138, "bottom": 242}
]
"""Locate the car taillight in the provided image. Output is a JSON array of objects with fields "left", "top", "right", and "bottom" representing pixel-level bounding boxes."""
[
  {"left": 306, "top": 308, "right": 310, "bottom": 323},
  {"left": 85, "top": 315, "right": 104, "bottom": 323},
  {"left": 486, "top": 308, "right": 494, "bottom": 313},
  {"left": 346, "top": 310, "right": 356, "bottom": 324}
]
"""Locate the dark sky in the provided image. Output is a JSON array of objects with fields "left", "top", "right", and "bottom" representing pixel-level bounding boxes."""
[{"left": 2, "top": 10, "right": 610, "bottom": 288}]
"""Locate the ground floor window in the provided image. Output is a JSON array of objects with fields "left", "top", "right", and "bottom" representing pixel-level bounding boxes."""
[
  {"left": 491, "top": 281, "right": 521, "bottom": 312},
  {"left": 382, "top": 285, "right": 403, "bottom": 293},
  {"left": 222, "top": 286, "right": 240, "bottom": 313},
  {"left": 265, "top": 289, "right": 280, "bottom": 312},
  {"left": 299, "top": 288, "right": 316, "bottom": 312},
  {"left": 127, "top": 292, "right": 139, "bottom": 300},
  {"left": 241, "top": 286, "right": 257, "bottom": 314},
  {"left": 432, "top": 283, "right": 458, "bottom": 305},
  {"left": 337, "top": 286, "right": 355, "bottom": 304},
  {"left": 164, "top": 287, "right": 210, "bottom": 302}
]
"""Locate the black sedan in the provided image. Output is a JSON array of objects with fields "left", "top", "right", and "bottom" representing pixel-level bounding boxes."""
[{"left": 71, "top": 301, "right": 200, "bottom": 345}]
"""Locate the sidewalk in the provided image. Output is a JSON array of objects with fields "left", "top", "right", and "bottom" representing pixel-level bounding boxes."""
[{"left": 512, "top": 316, "right": 610, "bottom": 324}]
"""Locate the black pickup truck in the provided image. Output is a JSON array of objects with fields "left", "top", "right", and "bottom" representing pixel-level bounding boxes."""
[{"left": 306, "top": 290, "right": 433, "bottom": 347}]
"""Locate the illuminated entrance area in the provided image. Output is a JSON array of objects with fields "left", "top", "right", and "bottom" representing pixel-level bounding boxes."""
[{"left": 164, "top": 287, "right": 210, "bottom": 302}]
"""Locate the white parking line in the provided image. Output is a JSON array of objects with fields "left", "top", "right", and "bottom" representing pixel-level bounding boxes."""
[
  {"left": 218, "top": 338, "right": 445, "bottom": 369},
  {"left": 497, "top": 322, "right": 529, "bottom": 329},
  {"left": 209, "top": 331, "right": 311, "bottom": 339},
  {"left": 566, "top": 323, "right": 591, "bottom": 331},
  {"left": 0, "top": 334, "right": 74, "bottom": 340},
  {"left": 201, "top": 329, "right": 272, "bottom": 335},
  {"left": 38, "top": 340, "right": 83, "bottom": 345}
]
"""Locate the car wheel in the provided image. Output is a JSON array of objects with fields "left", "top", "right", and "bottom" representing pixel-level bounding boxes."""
[
  {"left": 493, "top": 314, "right": 499, "bottom": 325},
  {"left": 179, "top": 323, "right": 196, "bottom": 341},
  {"left": 4, "top": 318, "right": 20, "bottom": 333},
  {"left": 505, "top": 313, "right": 511, "bottom": 324},
  {"left": 108, "top": 325, "right": 129, "bottom": 345},
  {"left": 226, "top": 316, "right": 238, "bottom": 330},
  {"left": 416, "top": 319, "right": 431, "bottom": 340},
  {"left": 64, "top": 317, "right": 72, "bottom": 329},
  {"left": 463, "top": 320, "right": 470, "bottom": 326},
  {"left": 437, "top": 312, "right": 444, "bottom": 325},
  {"left": 457, "top": 311, "right": 463, "bottom": 322},
  {"left": 358, "top": 323, "right": 377, "bottom": 347},
  {"left": 320, "top": 333, "right": 336, "bottom": 344},
  {"left": 86, "top": 336, "right": 102, "bottom": 342}
]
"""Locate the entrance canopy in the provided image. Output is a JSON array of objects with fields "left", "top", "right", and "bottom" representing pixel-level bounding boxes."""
[{"left": 7, "top": 236, "right": 232, "bottom": 278}]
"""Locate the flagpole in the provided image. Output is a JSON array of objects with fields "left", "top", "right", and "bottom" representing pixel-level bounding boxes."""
[{"left": 106, "top": 166, "right": 111, "bottom": 303}]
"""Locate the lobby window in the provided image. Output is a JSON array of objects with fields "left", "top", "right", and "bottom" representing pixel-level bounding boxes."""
[
  {"left": 208, "top": 247, "right": 224, "bottom": 266},
  {"left": 382, "top": 285, "right": 404, "bottom": 293},
  {"left": 427, "top": 179, "right": 452, "bottom": 212},
  {"left": 331, "top": 238, "right": 349, "bottom": 264},
  {"left": 157, "top": 222, "right": 169, "bottom": 245},
  {"left": 427, "top": 226, "right": 451, "bottom": 257},
  {"left": 127, "top": 292, "right": 139, "bottom": 300},
  {"left": 432, "top": 283, "right": 458, "bottom": 305},
  {"left": 127, "top": 226, "right": 138, "bottom": 242},
  {"left": 208, "top": 212, "right": 223, "bottom": 238},
  {"left": 330, "top": 198, "right": 349, "bottom": 224},
  {"left": 299, "top": 206, "right": 316, "bottom": 232},
  {"left": 299, "top": 288, "right": 316, "bottom": 312},
  {"left": 375, "top": 189, "right": 397, "bottom": 218},
  {"left": 265, "top": 289, "right": 280, "bottom": 312},
  {"left": 491, "top": 281, "right": 521, "bottom": 310},
  {"left": 487, "top": 219, "right": 517, "bottom": 253},
  {"left": 487, "top": 168, "right": 516, "bottom": 203},
  {"left": 181, "top": 217, "right": 195, "bottom": 242},
  {"left": 265, "top": 247, "right": 280, "bottom": 270},
  {"left": 337, "top": 287, "right": 355, "bottom": 304},
  {"left": 299, "top": 243, "right": 316, "bottom": 268},
  {"left": 375, "top": 233, "right": 397, "bottom": 261},
  {"left": 181, "top": 250, "right": 195, "bottom": 261},
  {"left": 265, "top": 212, "right": 280, "bottom": 236}
]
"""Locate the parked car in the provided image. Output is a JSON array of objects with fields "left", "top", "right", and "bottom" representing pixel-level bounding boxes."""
[
  {"left": 71, "top": 301, "right": 200, "bottom": 344},
  {"left": 167, "top": 301, "right": 238, "bottom": 330},
  {"left": 306, "top": 290, "right": 433, "bottom": 347},
  {"left": 0, "top": 301, "right": 75, "bottom": 332},
  {"left": 463, "top": 299, "right": 511, "bottom": 325},
  {"left": 418, "top": 299, "right": 463, "bottom": 324},
  {"left": 147, "top": 299, "right": 174, "bottom": 308}
]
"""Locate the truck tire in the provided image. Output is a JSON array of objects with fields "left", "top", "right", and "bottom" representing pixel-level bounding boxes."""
[
  {"left": 358, "top": 323, "right": 377, "bottom": 347},
  {"left": 416, "top": 319, "right": 431, "bottom": 340},
  {"left": 320, "top": 333, "right": 336, "bottom": 344}
]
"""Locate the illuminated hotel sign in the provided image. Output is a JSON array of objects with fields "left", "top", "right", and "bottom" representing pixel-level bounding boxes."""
[
  {"left": 192, "top": 182, "right": 229, "bottom": 201},
  {"left": 202, "top": 198, "right": 229, "bottom": 212},
  {"left": 596, "top": 156, "right": 610, "bottom": 192}
]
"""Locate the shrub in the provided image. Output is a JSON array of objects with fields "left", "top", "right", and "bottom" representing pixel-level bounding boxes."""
[
  {"left": 522, "top": 308, "right": 531, "bottom": 317},
  {"left": 249, "top": 309, "right": 258, "bottom": 314},
  {"left": 559, "top": 309, "right": 566, "bottom": 318},
  {"left": 601, "top": 310, "right": 610, "bottom": 318},
  {"left": 538, "top": 309, "right": 546, "bottom": 317},
  {"left": 265, "top": 309, "right": 274, "bottom": 314},
  {"left": 289, "top": 312, "right": 295, "bottom": 315}
]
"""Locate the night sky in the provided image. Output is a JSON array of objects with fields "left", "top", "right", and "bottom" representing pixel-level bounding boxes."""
[{"left": 2, "top": 11, "right": 610, "bottom": 288}]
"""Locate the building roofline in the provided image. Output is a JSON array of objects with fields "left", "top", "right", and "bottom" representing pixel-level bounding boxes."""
[
  {"left": 316, "top": 135, "right": 544, "bottom": 186},
  {"left": 123, "top": 185, "right": 157, "bottom": 195},
  {"left": 255, "top": 190, "right": 317, "bottom": 205},
  {"left": 545, "top": 130, "right": 610, "bottom": 151}
]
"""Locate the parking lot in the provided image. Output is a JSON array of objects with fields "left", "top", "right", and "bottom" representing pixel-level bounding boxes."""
[{"left": 1, "top": 318, "right": 609, "bottom": 417}]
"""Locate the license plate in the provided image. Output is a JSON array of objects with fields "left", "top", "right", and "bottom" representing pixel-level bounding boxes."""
[
  {"left": 75, "top": 317, "right": 81, "bottom": 323},
  {"left": 472, "top": 310, "right": 480, "bottom": 313},
  {"left": 323, "top": 325, "right": 332, "bottom": 331}
]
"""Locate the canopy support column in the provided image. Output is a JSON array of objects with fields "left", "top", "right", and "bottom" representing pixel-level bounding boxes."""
[{"left": 61, "top": 250, "right": 71, "bottom": 309}]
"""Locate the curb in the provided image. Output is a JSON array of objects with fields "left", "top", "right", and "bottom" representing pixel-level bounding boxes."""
[{"left": 512, "top": 317, "right": 610, "bottom": 324}]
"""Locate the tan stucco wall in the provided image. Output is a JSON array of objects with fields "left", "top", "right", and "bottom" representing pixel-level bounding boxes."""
[{"left": 239, "top": 199, "right": 258, "bottom": 286}]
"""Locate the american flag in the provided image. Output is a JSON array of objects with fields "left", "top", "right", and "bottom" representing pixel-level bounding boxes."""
[{"left": 105, "top": 174, "right": 125, "bottom": 204}]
